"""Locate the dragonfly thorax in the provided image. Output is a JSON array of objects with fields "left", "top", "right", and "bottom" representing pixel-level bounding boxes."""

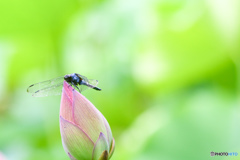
[{"left": 64, "top": 73, "right": 82, "bottom": 85}]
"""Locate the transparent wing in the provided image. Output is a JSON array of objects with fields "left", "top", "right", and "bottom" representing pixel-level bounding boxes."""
[
  {"left": 31, "top": 83, "right": 63, "bottom": 97},
  {"left": 76, "top": 74, "right": 88, "bottom": 82},
  {"left": 88, "top": 79, "right": 99, "bottom": 86},
  {"left": 77, "top": 84, "right": 90, "bottom": 92},
  {"left": 76, "top": 73, "right": 100, "bottom": 91},
  {"left": 77, "top": 79, "right": 100, "bottom": 92},
  {"left": 27, "top": 76, "right": 64, "bottom": 93},
  {"left": 76, "top": 73, "right": 98, "bottom": 86}
]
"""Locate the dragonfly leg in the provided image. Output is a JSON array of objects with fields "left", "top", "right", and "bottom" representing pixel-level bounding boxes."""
[{"left": 71, "top": 82, "right": 81, "bottom": 92}]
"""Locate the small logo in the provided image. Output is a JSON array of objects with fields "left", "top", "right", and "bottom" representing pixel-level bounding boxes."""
[
  {"left": 211, "top": 151, "right": 238, "bottom": 157},
  {"left": 210, "top": 151, "right": 215, "bottom": 156}
]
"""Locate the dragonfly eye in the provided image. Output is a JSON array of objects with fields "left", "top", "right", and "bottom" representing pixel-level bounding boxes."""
[{"left": 64, "top": 75, "right": 71, "bottom": 82}]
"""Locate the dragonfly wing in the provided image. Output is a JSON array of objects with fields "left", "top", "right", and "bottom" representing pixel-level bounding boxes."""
[
  {"left": 74, "top": 74, "right": 101, "bottom": 92},
  {"left": 27, "top": 76, "right": 64, "bottom": 93},
  {"left": 88, "top": 79, "right": 99, "bottom": 86},
  {"left": 76, "top": 74, "right": 89, "bottom": 82},
  {"left": 78, "top": 84, "right": 90, "bottom": 92},
  {"left": 81, "top": 79, "right": 100, "bottom": 91},
  {"left": 31, "top": 83, "right": 63, "bottom": 97}
]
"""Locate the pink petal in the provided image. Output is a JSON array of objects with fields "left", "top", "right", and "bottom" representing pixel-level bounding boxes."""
[
  {"left": 92, "top": 132, "right": 109, "bottom": 160},
  {"left": 60, "top": 116, "right": 94, "bottom": 160},
  {"left": 101, "top": 114, "right": 113, "bottom": 146},
  {"left": 60, "top": 82, "right": 74, "bottom": 122},
  {"left": 68, "top": 152, "right": 77, "bottom": 160},
  {"left": 72, "top": 89, "right": 108, "bottom": 142}
]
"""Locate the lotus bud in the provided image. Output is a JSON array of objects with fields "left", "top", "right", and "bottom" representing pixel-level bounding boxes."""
[{"left": 60, "top": 81, "right": 115, "bottom": 160}]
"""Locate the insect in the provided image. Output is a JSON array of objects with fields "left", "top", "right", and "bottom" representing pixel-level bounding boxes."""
[{"left": 27, "top": 73, "right": 101, "bottom": 97}]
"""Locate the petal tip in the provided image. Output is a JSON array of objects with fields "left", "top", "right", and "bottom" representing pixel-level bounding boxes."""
[
  {"left": 92, "top": 133, "right": 109, "bottom": 160},
  {"left": 98, "top": 150, "right": 109, "bottom": 160}
]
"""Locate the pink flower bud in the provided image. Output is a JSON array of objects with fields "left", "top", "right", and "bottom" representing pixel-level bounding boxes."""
[{"left": 60, "top": 81, "right": 115, "bottom": 160}]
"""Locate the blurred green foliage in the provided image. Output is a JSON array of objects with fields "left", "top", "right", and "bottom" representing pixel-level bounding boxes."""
[{"left": 0, "top": 0, "right": 240, "bottom": 160}]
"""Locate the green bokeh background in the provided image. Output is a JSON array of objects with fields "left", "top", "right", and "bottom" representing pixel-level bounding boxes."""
[{"left": 0, "top": 0, "right": 240, "bottom": 160}]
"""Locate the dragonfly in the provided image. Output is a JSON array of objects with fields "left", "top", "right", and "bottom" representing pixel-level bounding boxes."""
[{"left": 27, "top": 73, "right": 101, "bottom": 97}]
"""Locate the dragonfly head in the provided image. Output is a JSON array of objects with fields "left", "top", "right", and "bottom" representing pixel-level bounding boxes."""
[{"left": 64, "top": 74, "right": 71, "bottom": 83}]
